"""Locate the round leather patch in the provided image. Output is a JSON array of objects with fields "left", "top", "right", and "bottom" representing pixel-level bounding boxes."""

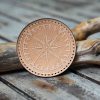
[{"left": 17, "top": 18, "right": 76, "bottom": 77}]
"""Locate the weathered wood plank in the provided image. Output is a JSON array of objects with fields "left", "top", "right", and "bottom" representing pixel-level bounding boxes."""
[
  {"left": 0, "top": 0, "right": 81, "bottom": 23},
  {"left": 0, "top": 16, "right": 24, "bottom": 41},
  {"left": 0, "top": 73, "right": 78, "bottom": 100},
  {"left": 74, "top": 65, "right": 100, "bottom": 81},
  {"left": 11, "top": 1, "right": 82, "bottom": 23},
  {"left": 0, "top": 81, "right": 27, "bottom": 100},
  {"left": 2, "top": 0, "right": 100, "bottom": 20},
  {"left": 11, "top": 0, "right": 100, "bottom": 22},
  {"left": 0, "top": 2, "right": 46, "bottom": 23},
  {"left": 1, "top": 71, "right": 100, "bottom": 100},
  {"left": 0, "top": 1, "right": 76, "bottom": 28}
]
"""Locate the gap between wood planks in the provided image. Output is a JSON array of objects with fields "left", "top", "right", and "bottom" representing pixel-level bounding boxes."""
[
  {"left": 0, "top": 76, "right": 36, "bottom": 100},
  {"left": 69, "top": 69, "right": 100, "bottom": 85},
  {"left": 0, "top": 35, "right": 12, "bottom": 42}
]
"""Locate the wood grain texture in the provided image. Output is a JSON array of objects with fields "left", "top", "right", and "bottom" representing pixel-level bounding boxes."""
[
  {"left": 1, "top": 71, "right": 100, "bottom": 100},
  {"left": 0, "top": 81, "right": 27, "bottom": 100},
  {"left": 72, "top": 17, "right": 100, "bottom": 40},
  {"left": 0, "top": 42, "right": 23, "bottom": 72},
  {"left": 75, "top": 39, "right": 100, "bottom": 65}
]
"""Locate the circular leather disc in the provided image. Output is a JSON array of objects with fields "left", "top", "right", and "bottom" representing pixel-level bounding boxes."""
[{"left": 17, "top": 18, "right": 76, "bottom": 77}]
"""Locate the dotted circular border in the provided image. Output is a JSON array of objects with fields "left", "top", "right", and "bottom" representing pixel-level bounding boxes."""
[{"left": 17, "top": 18, "right": 76, "bottom": 77}]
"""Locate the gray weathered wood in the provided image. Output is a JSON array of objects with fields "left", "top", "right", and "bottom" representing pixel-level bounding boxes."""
[
  {"left": 0, "top": 16, "right": 24, "bottom": 41},
  {"left": 0, "top": 1, "right": 76, "bottom": 27},
  {"left": 1, "top": 71, "right": 100, "bottom": 100},
  {"left": 0, "top": 81, "right": 27, "bottom": 100}
]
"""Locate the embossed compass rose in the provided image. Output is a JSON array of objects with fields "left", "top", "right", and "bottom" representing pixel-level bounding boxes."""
[{"left": 17, "top": 18, "right": 76, "bottom": 77}]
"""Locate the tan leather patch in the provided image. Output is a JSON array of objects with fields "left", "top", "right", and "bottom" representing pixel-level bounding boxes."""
[{"left": 17, "top": 18, "right": 76, "bottom": 77}]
